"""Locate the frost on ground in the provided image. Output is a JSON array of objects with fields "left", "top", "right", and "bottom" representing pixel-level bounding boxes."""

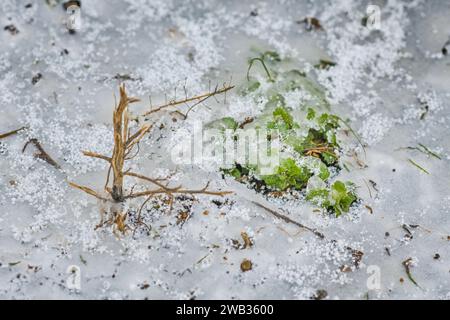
[{"left": 0, "top": 0, "right": 450, "bottom": 300}]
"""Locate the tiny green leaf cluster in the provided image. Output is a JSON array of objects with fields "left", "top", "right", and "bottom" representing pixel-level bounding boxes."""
[
  {"left": 261, "top": 158, "right": 311, "bottom": 191},
  {"left": 306, "top": 181, "right": 357, "bottom": 217}
]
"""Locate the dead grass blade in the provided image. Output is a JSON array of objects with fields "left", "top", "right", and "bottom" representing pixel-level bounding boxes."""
[
  {"left": 0, "top": 126, "right": 27, "bottom": 139},
  {"left": 407, "top": 158, "right": 430, "bottom": 174}
]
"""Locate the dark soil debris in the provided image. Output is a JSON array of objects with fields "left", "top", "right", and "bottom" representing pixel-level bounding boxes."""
[
  {"left": 31, "top": 73, "right": 43, "bottom": 85},
  {"left": 4, "top": 24, "right": 19, "bottom": 35}
]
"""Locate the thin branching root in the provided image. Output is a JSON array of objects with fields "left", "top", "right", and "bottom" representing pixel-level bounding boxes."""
[{"left": 69, "top": 84, "right": 232, "bottom": 235}]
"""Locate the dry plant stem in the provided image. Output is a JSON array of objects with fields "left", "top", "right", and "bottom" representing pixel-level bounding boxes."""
[
  {"left": 125, "top": 187, "right": 231, "bottom": 199},
  {"left": 125, "top": 171, "right": 181, "bottom": 191},
  {"left": 79, "top": 153, "right": 232, "bottom": 199},
  {"left": 252, "top": 201, "right": 325, "bottom": 239},
  {"left": 142, "top": 84, "right": 234, "bottom": 117},
  {"left": 136, "top": 196, "right": 153, "bottom": 226},
  {"left": 70, "top": 84, "right": 232, "bottom": 234},
  {"left": 23, "top": 138, "right": 61, "bottom": 169},
  {"left": 0, "top": 126, "right": 27, "bottom": 139},
  {"left": 123, "top": 176, "right": 232, "bottom": 199},
  {"left": 82, "top": 151, "right": 111, "bottom": 162},
  {"left": 251, "top": 200, "right": 364, "bottom": 269},
  {"left": 111, "top": 86, "right": 137, "bottom": 201},
  {"left": 68, "top": 182, "right": 108, "bottom": 201},
  {"left": 303, "top": 144, "right": 337, "bottom": 159},
  {"left": 238, "top": 117, "right": 254, "bottom": 129},
  {"left": 251, "top": 200, "right": 363, "bottom": 265}
]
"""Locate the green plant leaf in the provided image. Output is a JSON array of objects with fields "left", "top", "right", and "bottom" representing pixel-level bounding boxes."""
[
  {"left": 239, "top": 78, "right": 261, "bottom": 95},
  {"left": 262, "top": 51, "right": 281, "bottom": 63},
  {"left": 221, "top": 117, "right": 239, "bottom": 131},
  {"left": 306, "top": 188, "right": 331, "bottom": 207},
  {"left": 306, "top": 108, "right": 316, "bottom": 120},
  {"left": 330, "top": 181, "right": 357, "bottom": 216},
  {"left": 262, "top": 158, "right": 311, "bottom": 191}
]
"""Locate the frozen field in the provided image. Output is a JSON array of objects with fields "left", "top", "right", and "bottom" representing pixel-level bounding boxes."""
[{"left": 0, "top": 0, "right": 449, "bottom": 299}]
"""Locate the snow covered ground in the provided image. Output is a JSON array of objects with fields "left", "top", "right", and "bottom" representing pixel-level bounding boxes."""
[{"left": 0, "top": 0, "right": 449, "bottom": 299}]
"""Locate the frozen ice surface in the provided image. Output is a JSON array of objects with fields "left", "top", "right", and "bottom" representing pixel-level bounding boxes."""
[{"left": 0, "top": 0, "right": 449, "bottom": 299}]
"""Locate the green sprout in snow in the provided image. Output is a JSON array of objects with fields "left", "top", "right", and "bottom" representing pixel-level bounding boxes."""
[
  {"left": 261, "top": 158, "right": 311, "bottom": 191},
  {"left": 217, "top": 52, "right": 360, "bottom": 216},
  {"left": 306, "top": 181, "right": 357, "bottom": 217}
]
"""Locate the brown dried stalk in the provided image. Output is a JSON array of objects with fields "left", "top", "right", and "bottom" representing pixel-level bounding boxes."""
[
  {"left": 238, "top": 117, "right": 255, "bottom": 129},
  {"left": 0, "top": 126, "right": 27, "bottom": 140},
  {"left": 69, "top": 84, "right": 232, "bottom": 234},
  {"left": 142, "top": 84, "right": 234, "bottom": 118},
  {"left": 1, "top": 127, "right": 61, "bottom": 170},
  {"left": 23, "top": 138, "right": 61, "bottom": 169},
  {"left": 303, "top": 145, "right": 337, "bottom": 159},
  {"left": 68, "top": 182, "right": 108, "bottom": 201},
  {"left": 252, "top": 201, "right": 325, "bottom": 239},
  {"left": 109, "top": 85, "right": 148, "bottom": 201},
  {"left": 250, "top": 201, "right": 364, "bottom": 270}
]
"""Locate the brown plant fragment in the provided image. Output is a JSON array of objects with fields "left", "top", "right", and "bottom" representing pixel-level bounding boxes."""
[
  {"left": 252, "top": 201, "right": 325, "bottom": 239},
  {"left": 364, "top": 205, "right": 373, "bottom": 214},
  {"left": 238, "top": 117, "right": 254, "bottom": 129},
  {"left": 240, "top": 259, "right": 253, "bottom": 272},
  {"left": 340, "top": 265, "right": 352, "bottom": 273},
  {"left": 142, "top": 84, "right": 234, "bottom": 118},
  {"left": 350, "top": 248, "right": 364, "bottom": 268},
  {"left": 241, "top": 232, "right": 253, "bottom": 249},
  {"left": 23, "top": 138, "right": 61, "bottom": 169},
  {"left": 315, "top": 59, "right": 336, "bottom": 69},
  {"left": 311, "top": 289, "right": 328, "bottom": 300},
  {"left": 63, "top": 0, "right": 81, "bottom": 10},
  {"left": 402, "top": 257, "right": 419, "bottom": 287},
  {"left": 297, "top": 17, "right": 323, "bottom": 31},
  {"left": 0, "top": 126, "right": 27, "bottom": 140},
  {"left": 303, "top": 145, "right": 337, "bottom": 160},
  {"left": 176, "top": 211, "right": 190, "bottom": 225}
]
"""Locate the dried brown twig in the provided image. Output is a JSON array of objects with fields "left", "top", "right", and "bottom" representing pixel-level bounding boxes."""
[
  {"left": 23, "top": 138, "right": 61, "bottom": 169},
  {"left": 142, "top": 84, "right": 234, "bottom": 118},
  {"left": 0, "top": 126, "right": 27, "bottom": 140},
  {"left": 303, "top": 144, "right": 337, "bottom": 159},
  {"left": 252, "top": 201, "right": 325, "bottom": 239},
  {"left": 251, "top": 200, "right": 364, "bottom": 270},
  {"left": 1, "top": 127, "right": 61, "bottom": 170},
  {"left": 69, "top": 84, "right": 232, "bottom": 234}
]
